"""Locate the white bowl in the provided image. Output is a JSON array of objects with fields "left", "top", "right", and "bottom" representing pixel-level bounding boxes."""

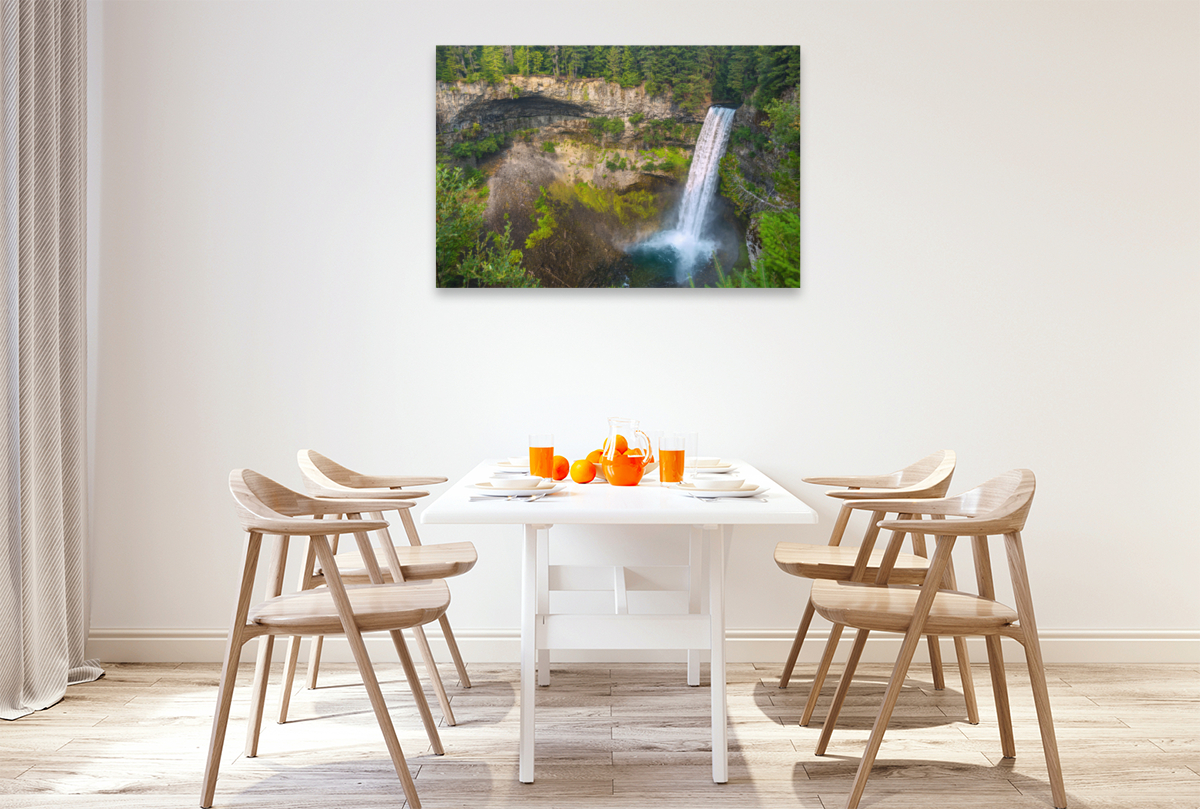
[
  {"left": 508, "top": 456, "right": 529, "bottom": 466},
  {"left": 689, "top": 457, "right": 723, "bottom": 468},
  {"left": 691, "top": 476, "right": 745, "bottom": 491},
  {"left": 499, "top": 476, "right": 543, "bottom": 489}
]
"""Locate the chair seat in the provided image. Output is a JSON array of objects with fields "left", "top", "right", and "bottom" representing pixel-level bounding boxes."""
[
  {"left": 318, "top": 541, "right": 477, "bottom": 583},
  {"left": 249, "top": 580, "right": 451, "bottom": 635},
  {"left": 810, "top": 580, "right": 1018, "bottom": 636},
  {"left": 774, "top": 542, "right": 931, "bottom": 585}
]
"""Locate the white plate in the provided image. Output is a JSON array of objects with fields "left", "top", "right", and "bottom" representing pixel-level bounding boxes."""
[
  {"left": 472, "top": 480, "right": 563, "bottom": 496},
  {"left": 673, "top": 482, "right": 768, "bottom": 499},
  {"left": 686, "top": 459, "right": 733, "bottom": 471},
  {"left": 688, "top": 465, "right": 737, "bottom": 474},
  {"left": 495, "top": 460, "right": 529, "bottom": 471}
]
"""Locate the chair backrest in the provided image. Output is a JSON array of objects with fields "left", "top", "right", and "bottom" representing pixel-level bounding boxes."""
[
  {"left": 297, "top": 450, "right": 361, "bottom": 497},
  {"left": 828, "top": 450, "right": 956, "bottom": 502},
  {"left": 230, "top": 468, "right": 318, "bottom": 530},
  {"left": 895, "top": 450, "right": 956, "bottom": 488},
  {"left": 874, "top": 469, "right": 1036, "bottom": 537},
  {"left": 296, "top": 449, "right": 445, "bottom": 498},
  {"left": 940, "top": 469, "right": 1036, "bottom": 534}
]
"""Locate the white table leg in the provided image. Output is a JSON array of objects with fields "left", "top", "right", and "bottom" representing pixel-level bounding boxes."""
[
  {"left": 520, "top": 524, "right": 538, "bottom": 783},
  {"left": 688, "top": 526, "right": 703, "bottom": 687},
  {"left": 710, "top": 524, "right": 730, "bottom": 783},
  {"left": 537, "top": 526, "right": 550, "bottom": 687}
]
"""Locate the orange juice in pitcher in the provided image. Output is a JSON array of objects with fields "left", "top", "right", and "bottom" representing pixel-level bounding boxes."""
[{"left": 601, "top": 417, "right": 655, "bottom": 486}]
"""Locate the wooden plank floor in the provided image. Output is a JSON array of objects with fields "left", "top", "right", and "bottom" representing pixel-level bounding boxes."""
[{"left": 1, "top": 660, "right": 1197, "bottom": 808}]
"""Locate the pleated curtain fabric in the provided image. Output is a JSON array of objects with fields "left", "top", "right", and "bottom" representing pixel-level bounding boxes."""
[{"left": 0, "top": 0, "right": 100, "bottom": 721}]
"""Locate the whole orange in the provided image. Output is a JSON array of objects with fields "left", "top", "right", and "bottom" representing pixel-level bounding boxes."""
[
  {"left": 586, "top": 448, "right": 603, "bottom": 464},
  {"left": 601, "top": 434, "right": 629, "bottom": 455},
  {"left": 551, "top": 455, "right": 569, "bottom": 481},
  {"left": 569, "top": 459, "right": 597, "bottom": 484}
]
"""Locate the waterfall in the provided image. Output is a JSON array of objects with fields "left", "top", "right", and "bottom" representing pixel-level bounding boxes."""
[
  {"left": 630, "top": 105, "right": 737, "bottom": 284},
  {"left": 675, "top": 106, "right": 736, "bottom": 241}
]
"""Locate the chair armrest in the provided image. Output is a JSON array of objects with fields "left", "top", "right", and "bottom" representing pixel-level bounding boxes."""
[
  {"left": 840, "top": 496, "right": 958, "bottom": 514},
  {"left": 803, "top": 474, "right": 898, "bottom": 488},
  {"left": 357, "top": 474, "right": 447, "bottom": 488},
  {"left": 877, "top": 516, "right": 1009, "bottom": 536},
  {"left": 310, "top": 488, "right": 429, "bottom": 500},
  {"left": 308, "top": 497, "right": 416, "bottom": 515},
  {"left": 249, "top": 517, "right": 389, "bottom": 536},
  {"left": 828, "top": 486, "right": 940, "bottom": 501}
]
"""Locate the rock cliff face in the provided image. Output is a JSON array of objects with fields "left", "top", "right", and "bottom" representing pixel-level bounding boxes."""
[{"left": 436, "top": 76, "right": 700, "bottom": 135}]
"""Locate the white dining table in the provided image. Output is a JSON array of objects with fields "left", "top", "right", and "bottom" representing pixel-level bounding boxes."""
[{"left": 420, "top": 459, "right": 818, "bottom": 784}]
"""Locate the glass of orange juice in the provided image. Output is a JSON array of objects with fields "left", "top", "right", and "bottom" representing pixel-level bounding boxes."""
[
  {"left": 658, "top": 432, "right": 686, "bottom": 483},
  {"left": 529, "top": 433, "right": 554, "bottom": 478}
]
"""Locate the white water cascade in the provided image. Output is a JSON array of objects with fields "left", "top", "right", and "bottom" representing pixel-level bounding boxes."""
[{"left": 635, "top": 105, "right": 737, "bottom": 283}]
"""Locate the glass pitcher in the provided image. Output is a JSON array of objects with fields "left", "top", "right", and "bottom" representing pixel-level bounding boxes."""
[{"left": 601, "top": 416, "right": 655, "bottom": 486}]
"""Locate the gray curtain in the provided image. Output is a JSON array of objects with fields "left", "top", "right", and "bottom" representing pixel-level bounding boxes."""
[{"left": 0, "top": 0, "right": 99, "bottom": 721}]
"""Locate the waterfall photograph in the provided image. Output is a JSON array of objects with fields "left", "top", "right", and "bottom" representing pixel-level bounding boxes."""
[{"left": 435, "top": 46, "right": 801, "bottom": 288}]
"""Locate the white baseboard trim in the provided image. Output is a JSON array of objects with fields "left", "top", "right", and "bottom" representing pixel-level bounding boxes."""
[{"left": 88, "top": 627, "right": 1200, "bottom": 665}]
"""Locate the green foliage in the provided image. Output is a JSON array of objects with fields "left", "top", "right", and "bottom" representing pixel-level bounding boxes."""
[
  {"left": 436, "top": 165, "right": 538, "bottom": 288},
  {"left": 566, "top": 182, "right": 657, "bottom": 225},
  {"left": 588, "top": 116, "right": 625, "bottom": 142},
  {"left": 619, "top": 47, "right": 641, "bottom": 88},
  {"left": 771, "top": 152, "right": 801, "bottom": 209},
  {"left": 731, "top": 125, "right": 769, "bottom": 153},
  {"left": 628, "top": 112, "right": 645, "bottom": 125},
  {"left": 510, "top": 83, "right": 520, "bottom": 98},
  {"left": 481, "top": 46, "right": 506, "bottom": 84},
  {"left": 755, "top": 209, "right": 801, "bottom": 287},
  {"left": 437, "top": 46, "right": 799, "bottom": 108},
  {"left": 541, "top": 140, "right": 557, "bottom": 153},
  {"left": 525, "top": 187, "right": 558, "bottom": 250},
  {"left": 451, "top": 131, "right": 505, "bottom": 160},
  {"left": 764, "top": 98, "right": 801, "bottom": 147},
  {"left": 700, "top": 211, "right": 799, "bottom": 288},
  {"left": 604, "top": 155, "right": 628, "bottom": 172}
]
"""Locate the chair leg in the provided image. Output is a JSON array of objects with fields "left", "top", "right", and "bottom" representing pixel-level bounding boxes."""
[
  {"left": 305, "top": 635, "right": 325, "bottom": 688},
  {"left": 840, "top": 535, "right": 957, "bottom": 809},
  {"left": 244, "top": 635, "right": 275, "bottom": 757},
  {"left": 245, "top": 534, "right": 288, "bottom": 757},
  {"left": 779, "top": 597, "right": 816, "bottom": 689},
  {"left": 842, "top": 625, "right": 924, "bottom": 809},
  {"left": 925, "top": 634, "right": 946, "bottom": 689},
  {"left": 277, "top": 634, "right": 303, "bottom": 723},
  {"left": 439, "top": 613, "right": 472, "bottom": 688},
  {"left": 953, "top": 635, "right": 979, "bottom": 724},
  {"left": 1006, "top": 532, "right": 1067, "bottom": 809},
  {"left": 801, "top": 622, "right": 843, "bottom": 726},
  {"left": 985, "top": 634, "right": 1015, "bottom": 756},
  {"left": 353, "top": 631, "right": 423, "bottom": 808},
  {"left": 390, "top": 628, "right": 445, "bottom": 756},
  {"left": 200, "top": 632, "right": 247, "bottom": 808},
  {"left": 815, "top": 628, "right": 869, "bottom": 755},
  {"left": 311, "top": 535, "right": 424, "bottom": 808},
  {"left": 940, "top": 555, "right": 979, "bottom": 722},
  {"left": 201, "top": 533, "right": 262, "bottom": 809},
  {"left": 412, "top": 623, "right": 457, "bottom": 726}
]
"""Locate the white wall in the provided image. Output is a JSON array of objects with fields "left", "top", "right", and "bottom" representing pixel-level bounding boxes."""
[{"left": 87, "top": 0, "right": 1200, "bottom": 663}]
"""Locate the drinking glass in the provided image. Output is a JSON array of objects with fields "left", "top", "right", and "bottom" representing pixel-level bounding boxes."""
[
  {"left": 529, "top": 433, "right": 554, "bottom": 478},
  {"left": 658, "top": 432, "right": 686, "bottom": 483}
]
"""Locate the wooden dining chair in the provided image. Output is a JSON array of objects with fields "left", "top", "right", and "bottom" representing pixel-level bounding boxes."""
[
  {"left": 203, "top": 469, "right": 450, "bottom": 809},
  {"left": 274, "top": 449, "right": 475, "bottom": 728},
  {"left": 775, "top": 450, "right": 978, "bottom": 727},
  {"left": 809, "top": 469, "right": 1066, "bottom": 809}
]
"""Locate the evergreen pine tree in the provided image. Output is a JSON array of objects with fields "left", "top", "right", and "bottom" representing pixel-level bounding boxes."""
[
  {"left": 619, "top": 47, "right": 641, "bottom": 88},
  {"left": 481, "top": 46, "right": 505, "bottom": 84}
]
